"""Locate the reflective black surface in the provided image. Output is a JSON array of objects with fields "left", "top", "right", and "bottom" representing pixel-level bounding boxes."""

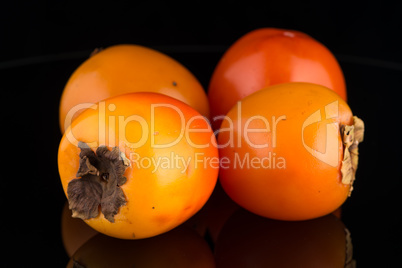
[{"left": 3, "top": 1, "right": 401, "bottom": 267}]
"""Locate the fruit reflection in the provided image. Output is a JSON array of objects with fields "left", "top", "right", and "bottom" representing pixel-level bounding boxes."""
[
  {"left": 183, "top": 182, "right": 240, "bottom": 243},
  {"left": 215, "top": 208, "right": 354, "bottom": 268},
  {"left": 203, "top": 182, "right": 240, "bottom": 243},
  {"left": 184, "top": 184, "right": 340, "bottom": 245},
  {"left": 67, "top": 226, "right": 215, "bottom": 268},
  {"left": 332, "top": 206, "right": 342, "bottom": 219},
  {"left": 61, "top": 202, "right": 98, "bottom": 257}
]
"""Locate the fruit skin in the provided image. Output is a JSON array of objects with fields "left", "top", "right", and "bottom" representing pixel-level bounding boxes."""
[
  {"left": 215, "top": 208, "right": 351, "bottom": 268},
  {"left": 59, "top": 44, "right": 209, "bottom": 133},
  {"left": 208, "top": 28, "right": 346, "bottom": 130},
  {"left": 217, "top": 82, "right": 354, "bottom": 221},
  {"left": 58, "top": 92, "right": 218, "bottom": 239},
  {"left": 67, "top": 226, "right": 215, "bottom": 268}
]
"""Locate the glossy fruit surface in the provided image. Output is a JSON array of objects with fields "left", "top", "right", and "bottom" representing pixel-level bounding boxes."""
[
  {"left": 208, "top": 28, "right": 346, "bottom": 129},
  {"left": 59, "top": 44, "right": 209, "bottom": 132},
  {"left": 58, "top": 92, "right": 218, "bottom": 239},
  {"left": 217, "top": 82, "right": 363, "bottom": 221}
]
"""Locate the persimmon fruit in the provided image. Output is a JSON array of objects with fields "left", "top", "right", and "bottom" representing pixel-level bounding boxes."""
[
  {"left": 208, "top": 28, "right": 347, "bottom": 130},
  {"left": 59, "top": 44, "right": 209, "bottom": 132},
  {"left": 58, "top": 92, "right": 218, "bottom": 239},
  {"left": 217, "top": 82, "right": 364, "bottom": 221}
]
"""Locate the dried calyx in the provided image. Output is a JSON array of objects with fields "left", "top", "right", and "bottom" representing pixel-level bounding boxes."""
[
  {"left": 340, "top": 116, "right": 365, "bottom": 196},
  {"left": 67, "top": 142, "right": 130, "bottom": 223}
]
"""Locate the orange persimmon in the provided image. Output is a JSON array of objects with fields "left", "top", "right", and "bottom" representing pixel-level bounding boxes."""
[
  {"left": 59, "top": 44, "right": 209, "bottom": 132},
  {"left": 58, "top": 92, "right": 218, "bottom": 239},
  {"left": 208, "top": 28, "right": 347, "bottom": 130},
  {"left": 217, "top": 82, "right": 364, "bottom": 221}
]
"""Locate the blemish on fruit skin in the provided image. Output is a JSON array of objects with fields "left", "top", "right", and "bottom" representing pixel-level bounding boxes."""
[
  {"left": 155, "top": 215, "right": 171, "bottom": 226},
  {"left": 172, "top": 81, "right": 177, "bottom": 86},
  {"left": 154, "top": 131, "right": 159, "bottom": 135}
]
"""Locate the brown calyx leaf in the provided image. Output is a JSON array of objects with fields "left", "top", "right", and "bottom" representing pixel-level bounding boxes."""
[
  {"left": 340, "top": 116, "right": 365, "bottom": 196},
  {"left": 68, "top": 175, "right": 102, "bottom": 220},
  {"left": 67, "top": 142, "right": 130, "bottom": 222}
]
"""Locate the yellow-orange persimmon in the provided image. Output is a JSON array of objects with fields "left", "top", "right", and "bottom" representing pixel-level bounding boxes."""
[
  {"left": 59, "top": 44, "right": 209, "bottom": 132},
  {"left": 217, "top": 82, "right": 364, "bottom": 221},
  {"left": 208, "top": 28, "right": 347, "bottom": 130},
  {"left": 58, "top": 92, "right": 218, "bottom": 239}
]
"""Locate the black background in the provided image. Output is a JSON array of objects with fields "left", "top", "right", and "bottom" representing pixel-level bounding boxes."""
[{"left": 2, "top": 0, "right": 401, "bottom": 267}]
